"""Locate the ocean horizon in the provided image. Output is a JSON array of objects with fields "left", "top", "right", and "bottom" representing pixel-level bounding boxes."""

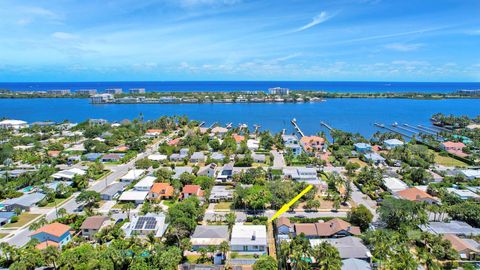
[{"left": 1, "top": 81, "right": 480, "bottom": 93}]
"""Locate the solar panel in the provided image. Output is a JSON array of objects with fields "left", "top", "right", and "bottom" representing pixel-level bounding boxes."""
[{"left": 134, "top": 217, "right": 157, "bottom": 230}]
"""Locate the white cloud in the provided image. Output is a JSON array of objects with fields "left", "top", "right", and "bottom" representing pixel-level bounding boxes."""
[
  {"left": 51, "top": 32, "right": 79, "bottom": 40},
  {"left": 385, "top": 43, "right": 424, "bottom": 52},
  {"left": 293, "top": 12, "right": 334, "bottom": 33}
]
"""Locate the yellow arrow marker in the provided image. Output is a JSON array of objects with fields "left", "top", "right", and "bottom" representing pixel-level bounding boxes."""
[{"left": 268, "top": 184, "right": 313, "bottom": 222}]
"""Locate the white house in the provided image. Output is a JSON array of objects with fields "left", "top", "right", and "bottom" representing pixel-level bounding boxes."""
[
  {"left": 118, "top": 190, "right": 148, "bottom": 204},
  {"left": 283, "top": 167, "right": 320, "bottom": 185},
  {"left": 384, "top": 139, "right": 404, "bottom": 149},
  {"left": 120, "top": 169, "right": 145, "bottom": 182},
  {"left": 383, "top": 177, "right": 409, "bottom": 193},
  {"left": 247, "top": 139, "right": 260, "bottom": 151},
  {"left": 197, "top": 163, "right": 217, "bottom": 178},
  {"left": 0, "top": 119, "right": 28, "bottom": 130},
  {"left": 51, "top": 168, "right": 86, "bottom": 180},
  {"left": 447, "top": 188, "right": 480, "bottom": 200},
  {"left": 230, "top": 224, "right": 267, "bottom": 254},
  {"left": 122, "top": 213, "right": 168, "bottom": 237},
  {"left": 148, "top": 154, "right": 167, "bottom": 161},
  {"left": 133, "top": 176, "right": 156, "bottom": 191}
]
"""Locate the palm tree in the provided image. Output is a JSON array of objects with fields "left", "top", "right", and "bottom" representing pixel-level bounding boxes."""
[
  {"left": 219, "top": 241, "right": 230, "bottom": 260},
  {"left": 121, "top": 202, "right": 135, "bottom": 218},
  {"left": 42, "top": 245, "right": 60, "bottom": 269},
  {"left": 312, "top": 242, "right": 342, "bottom": 270},
  {"left": 57, "top": 207, "right": 67, "bottom": 218}
]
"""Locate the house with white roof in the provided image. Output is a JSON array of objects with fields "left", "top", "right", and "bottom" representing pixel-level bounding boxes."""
[
  {"left": 148, "top": 154, "right": 167, "bottom": 161},
  {"left": 230, "top": 224, "right": 267, "bottom": 254},
  {"left": 120, "top": 169, "right": 145, "bottom": 182},
  {"left": 457, "top": 170, "right": 480, "bottom": 180},
  {"left": 0, "top": 119, "right": 28, "bottom": 130},
  {"left": 383, "top": 177, "right": 409, "bottom": 193},
  {"left": 134, "top": 176, "right": 156, "bottom": 191},
  {"left": 383, "top": 139, "right": 404, "bottom": 149},
  {"left": 283, "top": 167, "right": 320, "bottom": 185},
  {"left": 247, "top": 139, "right": 259, "bottom": 151},
  {"left": 51, "top": 168, "right": 86, "bottom": 181},
  {"left": 118, "top": 190, "right": 148, "bottom": 204},
  {"left": 447, "top": 188, "right": 480, "bottom": 200},
  {"left": 190, "top": 152, "right": 206, "bottom": 163},
  {"left": 282, "top": 135, "right": 302, "bottom": 156}
]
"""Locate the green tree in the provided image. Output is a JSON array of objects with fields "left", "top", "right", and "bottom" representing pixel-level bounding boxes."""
[
  {"left": 312, "top": 242, "right": 342, "bottom": 270},
  {"left": 378, "top": 197, "right": 428, "bottom": 230},
  {"left": 253, "top": 255, "right": 277, "bottom": 270},
  {"left": 348, "top": 204, "right": 373, "bottom": 231},
  {"left": 76, "top": 190, "right": 101, "bottom": 211}
]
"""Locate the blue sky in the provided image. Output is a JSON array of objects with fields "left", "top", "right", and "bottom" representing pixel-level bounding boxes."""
[{"left": 0, "top": 0, "right": 479, "bottom": 82}]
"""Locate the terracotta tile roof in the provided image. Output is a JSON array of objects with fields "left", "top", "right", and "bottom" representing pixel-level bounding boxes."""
[
  {"left": 443, "top": 234, "right": 480, "bottom": 253},
  {"left": 232, "top": 134, "right": 245, "bottom": 143},
  {"left": 32, "top": 222, "right": 71, "bottom": 238},
  {"left": 294, "top": 219, "right": 360, "bottom": 237},
  {"left": 396, "top": 187, "right": 436, "bottom": 202},
  {"left": 300, "top": 136, "right": 325, "bottom": 145},
  {"left": 168, "top": 138, "right": 180, "bottom": 146},
  {"left": 47, "top": 150, "right": 61, "bottom": 157},
  {"left": 277, "top": 216, "right": 292, "bottom": 228},
  {"left": 81, "top": 216, "right": 109, "bottom": 230},
  {"left": 315, "top": 219, "right": 361, "bottom": 236},
  {"left": 35, "top": 240, "right": 59, "bottom": 250},
  {"left": 182, "top": 185, "right": 203, "bottom": 196},
  {"left": 150, "top": 183, "right": 174, "bottom": 197},
  {"left": 146, "top": 129, "right": 163, "bottom": 133},
  {"left": 442, "top": 141, "right": 466, "bottom": 149}
]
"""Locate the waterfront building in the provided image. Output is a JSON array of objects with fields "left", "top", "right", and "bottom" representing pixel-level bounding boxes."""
[
  {"left": 0, "top": 119, "right": 28, "bottom": 130},
  {"left": 91, "top": 93, "right": 114, "bottom": 104},
  {"left": 354, "top": 143, "right": 372, "bottom": 153},
  {"left": 383, "top": 138, "right": 404, "bottom": 149},
  {"left": 268, "top": 87, "right": 290, "bottom": 95},
  {"left": 105, "top": 88, "right": 123, "bottom": 94},
  {"left": 76, "top": 89, "right": 97, "bottom": 95},
  {"left": 129, "top": 88, "right": 146, "bottom": 94},
  {"left": 47, "top": 89, "right": 70, "bottom": 95}
]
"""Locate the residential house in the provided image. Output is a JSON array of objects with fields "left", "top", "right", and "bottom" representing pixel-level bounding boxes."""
[
  {"left": 230, "top": 224, "right": 267, "bottom": 254},
  {"left": 211, "top": 152, "right": 226, "bottom": 162},
  {"left": 0, "top": 119, "right": 29, "bottom": 130},
  {"left": 294, "top": 219, "right": 361, "bottom": 238},
  {"left": 84, "top": 153, "right": 102, "bottom": 161},
  {"left": 232, "top": 134, "right": 245, "bottom": 145},
  {"left": 3, "top": 192, "right": 46, "bottom": 211},
  {"left": 182, "top": 185, "right": 204, "bottom": 199},
  {"left": 168, "top": 138, "right": 181, "bottom": 146},
  {"left": 81, "top": 216, "right": 110, "bottom": 239},
  {"left": 354, "top": 143, "right": 372, "bottom": 153},
  {"left": 447, "top": 188, "right": 480, "bottom": 200},
  {"left": 0, "top": 212, "right": 17, "bottom": 226},
  {"left": 51, "top": 168, "right": 86, "bottom": 181},
  {"left": 170, "top": 153, "right": 185, "bottom": 162},
  {"left": 118, "top": 190, "right": 149, "bottom": 204},
  {"left": 383, "top": 177, "right": 409, "bottom": 193},
  {"left": 120, "top": 169, "right": 145, "bottom": 182},
  {"left": 251, "top": 153, "right": 266, "bottom": 163},
  {"left": 190, "top": 152, "right": 206, "bottom": 163},
  {"left": 134, "top": 176, "right": 156, "bottom": 191},
  {"left": 457, "top": 169, "right": 480, "bottom": 180},
  {"left": 419, "top": 221, "right": 480, "bottom": 236},
  {"left": 383, "top": 139, "right": 404, "bottom": 149},
  {"left": 341, "top": 259, "right": 372, "bottom": 270},
  {"left": 276, "top": 217, "right": 293, "bottom": 235},
  {"left": 211, "top": 127, "right": 228, "bottom": 137},
  {"left": 363, "top": 153, "right": 386, "bottom": 165},
  {"left": 282, "top": 167, "right": 320, "bottom": 185},
  {"left": 190, "top": 225, "right": 229, "bottom": 250},
  {"left": 300, "top": 136, "right": 325, "bottom": 153},
  {"left": 282, "top": 135, "right": 302, "bottom": 156},
  {"left": 31, "top": 222, "right": 72, "bottom": 249},
  {"left": 148, "top": 154, "right": 167, "bottom": 161},
  {"left": 173, "top": 167, "right": 193, "bottom": 179},
  {"left": 101, "top": 153, "right": 124, "bottom": 162},
  {"left": 208, "top": 186, "right": 233, "bottom": 203},
  {"left": 100, "top": 182, "right": 128, "bottom": 200},
  {"left": 443, "top": 234, "right": 479, "bottom": 260},
  {"left": 441, "top": 141, "right": 467, "bottom": 157},
  {"left": 198, "top": 163, "right": 217, "bottom": 178},
  {"left": 310, "top": 236, "right": 371, "bottom": 261},
  {"left": 148, "top": 183, "right": 174, "bottom": 201},
  {"left": 122, "top": 213, "right": 168, "bottom": 237},
  {"left": 395, "top": 187, "right": 439, "bottom": 204},
  {"left": 145, "top": 129, "right": 163, "bottom": 138},
  {"left": 216, "top": 163, "right": 234, "bottom": 182},
  {"left": 247, "top": 139, "right": 259, "bottom": 151}
]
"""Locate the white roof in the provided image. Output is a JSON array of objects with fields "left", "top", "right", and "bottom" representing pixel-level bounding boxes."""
[
  {"left": 384, "top": 139, "right": 404, "bottom": 145},
  {"left": 231, "top": 224, "right": 267, "bottom": 246},
  {"left": 460, "top": 169, "right": 480, "bottom": 178},
  {"left": 51, "top": 168, "right": 86, "bottom": 179},
  {"left": 118, "top": 190, "right": 148, "bottom": 201},
  {"left": 0, "top": 119, "right": 27, "bottom": 125},
  {"left": 447, "top": 188, "right": 480, "bottom": 199},
  {"left": 148, "top": 154, "right": 167, "bottom": 161},
  {"left": 383, "top": 177, "right": 408, "bottom": 193},
  {"left": 134, "top": 176, "right": 156, "bottom": 189},
  {"left": 121, "top": 169, "right": 145, "bottom": 181}
]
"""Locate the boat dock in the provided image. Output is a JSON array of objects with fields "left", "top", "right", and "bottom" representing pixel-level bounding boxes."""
[
  {"left": 291, "top": 118, "right": 305, "bottom": 137},
  {"left": 404, "top": 124, "right": 437, "bottom": 135},
  {"left": 320, "top": 121, "right": 333, "bottom": 131},
  {"left": 209, "top": 122, "right": 217, "bottom": 129},
  {"left": 374, "top": 123, "right": 412, "bottom": 138}
]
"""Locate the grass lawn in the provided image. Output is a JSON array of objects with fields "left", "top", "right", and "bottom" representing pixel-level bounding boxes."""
[
  {"left": 3, "top": 213, "right": 42, "bottom": 228},
  {"left": 214, "top": 202, "right": 232, "bottom": 211},
  {"left": 433, "top": 153, "right": 468, "bottom": 167},
  {"left": 349, "top": 158, "right": 368, "bottom": 167},
  {"left": 186, "top": 255, "right": 212, "bottom": 264},
  {"left": 162, "top": 200, "right": 177, "bottom": 207},
  {"left": 234, "top": 254, "right": 257, "bottom": 259},
  {"left": 44, "top": 197, "right": 69, "bottom": 208}
]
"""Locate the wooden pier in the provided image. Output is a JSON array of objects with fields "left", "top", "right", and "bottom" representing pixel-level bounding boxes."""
[
  {"left": 404, "top": 124, "right": 437, "bottom": 135},
  {"left": 320, "top": 121, "right": 333, "bottom": 131},
  {"left": 393, "top": 124, "right": 418, "bottom": 134},
  {"left": 208, "top": 122, "right": 217, "bottom": 129},
  {"left": 374, "top": 123, "right": 412, "bottom": 138},
  {"left": 291, "top": 118, "right": 305, "bottom": 137}
]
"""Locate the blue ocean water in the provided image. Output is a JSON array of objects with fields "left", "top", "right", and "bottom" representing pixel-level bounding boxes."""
[
  {"left": 0, "top": 98, "right": 478, "bottom": 137},
  {"left": 0, "top": 81, "right": 479, "bottom": 93}
]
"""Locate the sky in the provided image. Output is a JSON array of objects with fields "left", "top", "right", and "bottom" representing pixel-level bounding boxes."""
[{"left": 0, "top": 0, "right": 479, "bottom": 82}]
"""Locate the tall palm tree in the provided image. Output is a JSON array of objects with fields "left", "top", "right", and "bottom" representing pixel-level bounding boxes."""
[
  {"left": 42, "top": 245, "right": 60, "bottom": 270},
  {"left": 312, "top": 242, "right": 341, "bottom": 270}
]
